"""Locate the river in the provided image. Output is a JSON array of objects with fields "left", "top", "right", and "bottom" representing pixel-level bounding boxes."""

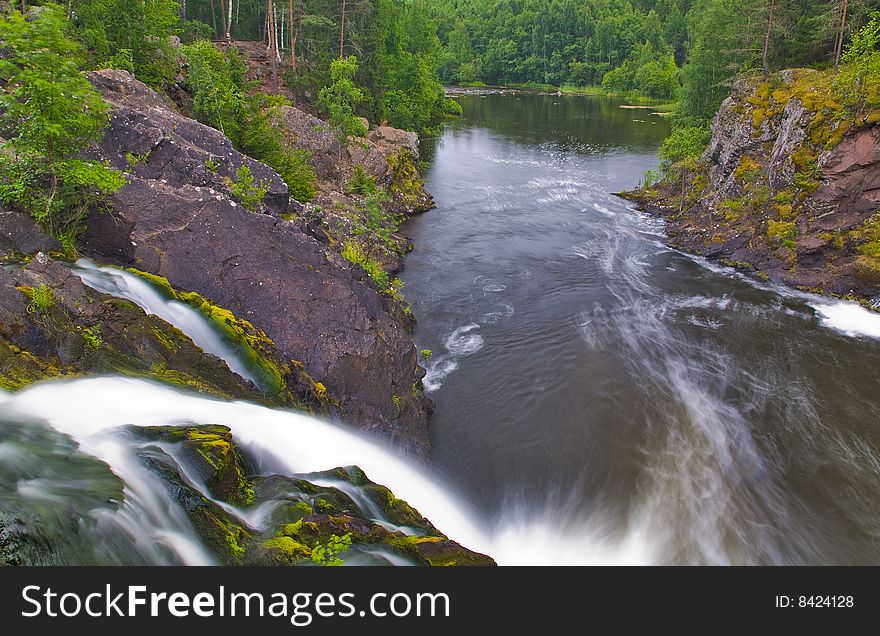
[{"left": 401, "top": 90, "right": 880, "bottom": 565}]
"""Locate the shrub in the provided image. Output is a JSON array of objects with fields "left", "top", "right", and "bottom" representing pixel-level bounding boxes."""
[
  {"left": 347, "top": 166, "right": 377, "bottom": 195},
  {"left": 318, "top": 57, "right": 368, "bottom": 143},
  {"left": 226, "top": 166, "right": 269, "bottom": 211},
  {"left": 182, "top": 46, "right": 318, "bottom": 202},
  {"left": 659, "top": 127, "right": 710, "bottom": 170},
  {"left": 26, "top": 284, "right": 55, "bottom": 315},
  {"left": 341, "top": 240, "right": 390, "bottom": 291},
  {"left": 0, "top": 7, "right": 124, "bottom": 244}
]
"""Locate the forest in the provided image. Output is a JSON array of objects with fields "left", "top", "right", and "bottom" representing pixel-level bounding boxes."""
[{"left": 432, "top": 0, "right": 880, "bottom": 119}]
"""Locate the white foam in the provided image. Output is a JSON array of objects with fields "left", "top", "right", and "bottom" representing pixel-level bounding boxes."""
[{"left": 811, "top": 301, "right": 880, "bottom": 339}]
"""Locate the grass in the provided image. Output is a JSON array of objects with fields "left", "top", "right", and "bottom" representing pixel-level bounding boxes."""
[{"left": 26, "top": 284, "right": 54, "bottom": 315}]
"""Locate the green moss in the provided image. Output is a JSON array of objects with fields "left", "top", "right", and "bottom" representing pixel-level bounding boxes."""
[
  {"left": 850, "top": 214, "right": 880, "bottom": 280},
  {"left": 720, "top": 258, "right": 752, "bottom": 269},
  {"left": 261, "top": 536, "right": 311, "bottom": 561},
  {"left": 148, "top": 323, "right": 182, "bottom": 353},
  {"left": 767, "top": 219, "right": 798, "bottom": 244},
  {"left": 0, "top": 337, "right": 64, "bottom": 390},
  {"left": 386, "top": 149, "right": 427, "bottom": 211},
  {"left": 126, "top": 268, "right": 286, "bottom": 398},
  {"left": 734, "top": 156, "right": 762, "bottom": 182},
  {"left": 79, "top": 325, "right": 102, "bottom": 350}
]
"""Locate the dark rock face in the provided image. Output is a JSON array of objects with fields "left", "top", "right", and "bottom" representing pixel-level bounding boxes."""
[
  {"left": 0, "top": 207, "right": 61, "bottom": 256},
  {"left": 81, "top": 70, "right": 431, "bottom": 454}
]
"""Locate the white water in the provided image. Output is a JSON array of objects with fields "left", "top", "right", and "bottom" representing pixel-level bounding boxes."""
[
  {"left": 1, "top": 377, "right": 654, "bottom": 565},
  {"left": 810, "top": 301, "right": 880, "bottom": 339},
  {"left": 71, "top": 259, "right": 263, "bottom": 387}
]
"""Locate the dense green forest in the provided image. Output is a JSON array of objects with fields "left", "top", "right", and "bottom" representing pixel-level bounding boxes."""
[
  {"left": 432, "top": 0, "right": 880, "bottom": 118},
  {"left": 57, "top": 0, "right": 455, "bottom": 132}
]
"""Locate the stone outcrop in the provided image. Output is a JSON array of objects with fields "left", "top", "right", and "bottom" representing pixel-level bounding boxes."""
[
  {"left": 0, "top": 213, "right": 261, "bottom": 398},
  {"left": 624, "top": 68, "right": 880, "bottom": 301},
  {"left": 273, "top": 104, "right": 433, "bottom": 215},
  {"left": 80, "top": 70, "right": 432, "bottom": 454}
]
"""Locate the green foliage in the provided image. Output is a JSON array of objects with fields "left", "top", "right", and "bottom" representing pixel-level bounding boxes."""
[
  {"left": 347, "top": 166, "right": 377, "bottom": 195},
  {"left": 180, "top": 19, "right": 214, "bottom": 44},
  {"left": 318, "top": 57, "right": 369, "bottom": 143},
  {"left": 182, "top": 41, "right": 245, "bottom": 140},
  {"left": 80, "top": 325, "right": 103, "bottom": 350},
  {"left": 658, "top": 127, "right": 710, "bottom": 170},
  {"left": 341, "top": 240, "right": 390, "bottom": 290},
  {"left": 225, "top": 166, "right": 269, "bottom": 211},
  {"left": 126, "top": 151, "right": 151, "bottom": 168},
  {"left": 182, "top": 42, "right": 317, "bottom": 202},
  {"left": 310, "top": 533, "right": 353, "bottom": 567},
  {"left": 432, "top": 0, "right": 681, "bottom": 99},
  {"left": 420, "top": 349, "right": 433, "bottom": 359},
  {"left": 0, "top": 6, "right": 124, "bottom": 242},
  {"left": 835, "top": 11, "right": 880, "bottom": 119},
  {"left": 266, "top": 146, "right": 317, "bottom": 202},
  {"left": 70, "top": 0, "right": 181, "bottom": 86},
  {"left": 26, "top": 284, "right": 55, "bottom": 316}
]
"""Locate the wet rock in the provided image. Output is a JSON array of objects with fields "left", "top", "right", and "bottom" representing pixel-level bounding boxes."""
[
  {"left": 130, "top": 425, "right": 495, "bottom": 567},
  {"left": 0, "top": 254, "right": 261, "bottom": 398}
]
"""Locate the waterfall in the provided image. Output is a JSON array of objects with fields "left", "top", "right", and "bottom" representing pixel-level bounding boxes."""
[{"left": 71, "top": 259, "right": 264, "bottom": 388}]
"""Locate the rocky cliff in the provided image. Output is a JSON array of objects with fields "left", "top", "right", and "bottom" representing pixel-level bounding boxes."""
[
  {"left": 625, "top": 69, "right": 880, "bottom": 303},
  {"left": 0, "top": 69, "right": 433, "bottom": 454}
]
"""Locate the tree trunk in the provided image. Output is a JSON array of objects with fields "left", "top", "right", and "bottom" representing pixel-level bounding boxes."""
[
  {"left": 274, "top": 3, "right": 282, "bottom": 61},
  {"left": 268, "top": 0, "right": 279, "bottom": 92},
  {"left": 178, "top": 0, "right": 185, "bottom": 22},
  {"left": 226, "top": 0, "right": 233, "bottom": 40},
  {"left": 339, "top": 0, "right": 346, "bottom": 58},
  {"left": 218, "top": 0, "right": 227, "bottom": 42},
  {"left": 834, "top": 0, "right": 850, "bottom": 71},
  {"left": 290, "top": 0, "right": 297, "bottom": 74},
  {"left": 762, "top": 0, "right": 776, "bottom": 78},
  {"left": 209, "top": 0, "right": 218, "bottom": 38}
]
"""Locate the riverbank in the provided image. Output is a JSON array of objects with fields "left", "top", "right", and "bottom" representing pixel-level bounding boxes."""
[
  {"left": 2, "top": 68, "right": 437, "bottom": 453},
  {"left": 445, "top": 83, "right": 678, "bottom": 108},
  {"left": 621, "top": 68, "right": 880, "bottom": 308}
]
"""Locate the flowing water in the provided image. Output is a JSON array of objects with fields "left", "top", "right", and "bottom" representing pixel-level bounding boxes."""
[
  {"left": 3, "top": 91, "right": 880, "bottom": 565},
  {"left": 401, "top": 91, "right": 880, "bottom": 565}
]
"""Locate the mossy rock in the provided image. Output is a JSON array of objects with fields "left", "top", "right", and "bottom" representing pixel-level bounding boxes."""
[
  {"left": 133, "top": 425, "right": 255, "bottom": 507},
  {"left": 0, "top": 335, "right": 64, "bottom": 390},
  {"left": 135, "top": 445, "right": 252, "bottom": 564},
  {"left": 386, "top": 149, "right": 433, "bottom": 214},
  {"left": 387, "top": 535, "right": 495, "bottom": 567},
  {"left": 124, "top": 268, "right": 329, "bottom": 409}
]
